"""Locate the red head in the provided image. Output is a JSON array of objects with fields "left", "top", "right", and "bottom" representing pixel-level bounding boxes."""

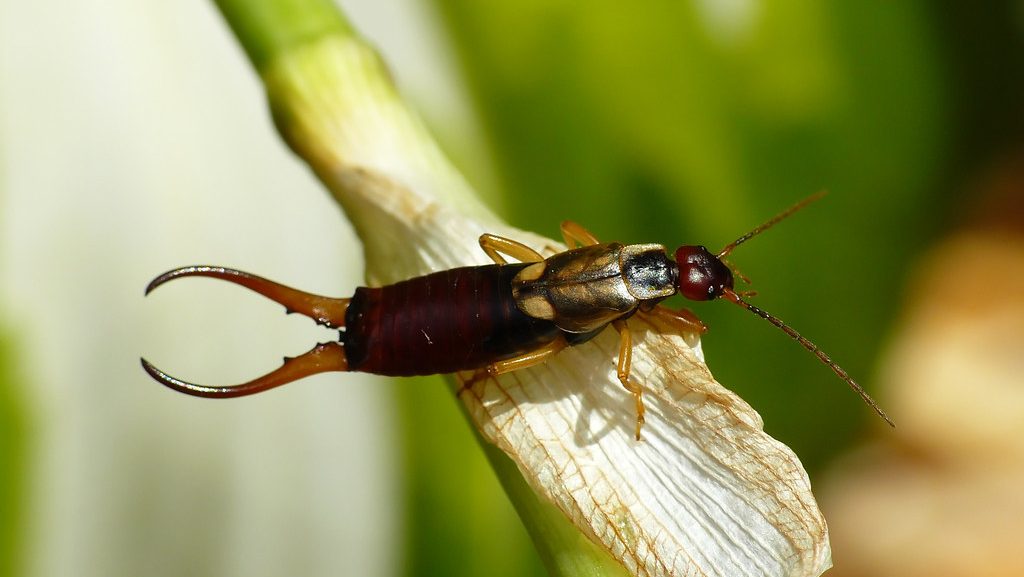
[{"left": 674, "top": 245, "right": 734, "bottom": 301}]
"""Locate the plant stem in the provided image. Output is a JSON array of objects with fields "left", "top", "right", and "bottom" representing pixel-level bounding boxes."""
[
  {"left": 212, "top": 0, "right": 350, "bottom": 71},
  {"left": 207, "top": 1, "right": 630, "bottom": 575}
]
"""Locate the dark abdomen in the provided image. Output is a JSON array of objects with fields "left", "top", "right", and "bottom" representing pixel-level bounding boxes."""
[{"left": 343, "top": 264, "right": 560, "bottom": 376}]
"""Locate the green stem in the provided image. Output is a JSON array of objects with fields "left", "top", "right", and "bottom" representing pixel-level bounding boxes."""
[
  {"left": 209, "top": 1, "right": 630, "bottom": 575},
  {"left": 212, "top": 0, "right": 350, "bottom": 72},
  {"left": 0, "top": 333, "right": 29, "bottom": 577}
]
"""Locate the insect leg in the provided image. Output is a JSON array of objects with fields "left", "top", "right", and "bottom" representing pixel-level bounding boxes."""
[
  {"left": 612, "top": 319, "right": 645, "bottom": 441},
  {"left": 459, "top": 337, "right": 568, "bottom": 396},
  {"left": 560, "top": 221, "right": 601, "bottom": 248},
  {"left": 484, "top": 335, "right": 568, "bottom": 375},
  {"left": 478, "top": 233, "right": 544, "bottom": 264},
  {"left": 642, "top": 305, "right": 708, "bottom": 335}
]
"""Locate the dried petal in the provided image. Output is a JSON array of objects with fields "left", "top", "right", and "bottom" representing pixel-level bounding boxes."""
[
  {"left": 266, "top": 36, "right": 830, "bottom": 577},
  {"left": 463, "top": 314, "right": 831, "bottom": 577}
]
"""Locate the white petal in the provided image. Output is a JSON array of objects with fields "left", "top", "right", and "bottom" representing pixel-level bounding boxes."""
[
  {"left": 266, "top": 36, "right": 831, "bottom": 577},
  {"left": 464, "top": 316, "right": 830, "bottom": 577}
]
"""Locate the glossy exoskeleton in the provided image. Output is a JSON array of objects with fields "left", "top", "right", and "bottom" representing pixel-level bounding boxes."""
[{"left": 142, "top": 193, "right": 893, "bottom": 439}]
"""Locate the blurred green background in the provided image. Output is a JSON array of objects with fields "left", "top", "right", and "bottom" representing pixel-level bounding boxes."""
[
  {"left": 1, "top": 1, "right": 1021, "bottom": 576},
  {"left": 428, "top": 0, "right": 1023, "bottom": 464}
]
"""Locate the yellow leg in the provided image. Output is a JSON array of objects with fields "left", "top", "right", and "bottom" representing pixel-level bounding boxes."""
[
  {"left": 479, "top": 233, "right": 545, "bottom": 265},
  {"left": 560, "top": 220, "right": 601, "bottom": 248},
  {"left": 460, "top": 336, "right": 573, "bottom": 399},
  {"left": 612, "top": 320, "right": 645, "bottom": 441},
  {"left": 486, "top": 336, "right": 568, "bottom": 375},
  {"left": 642, "top": 305, "right": 708, "bottom": 334},
  {"left": 458, "top": 336, "right": 569, "bottom": 396}
]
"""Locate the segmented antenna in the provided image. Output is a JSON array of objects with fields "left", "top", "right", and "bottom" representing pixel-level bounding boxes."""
[
  {"left": 718, "top": 191, "right": 827, "bottom": 258},
  {"left": 712, "top": 191, "right": 894, "bottom": 426},
  {"left": 721, "top": 288, "right": 894, "bottom": 427}
]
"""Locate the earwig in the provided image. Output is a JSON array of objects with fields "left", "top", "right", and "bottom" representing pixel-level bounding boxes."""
[{"left": 142, "top": 193, "right": 893, "bottom": 439}]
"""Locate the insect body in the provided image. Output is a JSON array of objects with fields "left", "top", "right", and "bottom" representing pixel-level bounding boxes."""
[
  {"left": 142, "top": 193, "right": 893, "bottom": 439},
  {"left": 345, "top": 263, "right": 559, "bottom": 375}
]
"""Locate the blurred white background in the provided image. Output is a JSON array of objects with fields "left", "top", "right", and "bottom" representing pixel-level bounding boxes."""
[{"left": 0, "top": 1, "right": 472, "bottom": 575}]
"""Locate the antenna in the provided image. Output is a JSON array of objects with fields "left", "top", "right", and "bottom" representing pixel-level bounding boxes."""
[
  {"left": 692, "top": 191, "right": 894, "bottom": 426},
  {"left": 721, "top": 288, "right": 895, "bottom": 427},
  {"left": 718, "top": 191, "right": 827, "bottom": 258}
]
